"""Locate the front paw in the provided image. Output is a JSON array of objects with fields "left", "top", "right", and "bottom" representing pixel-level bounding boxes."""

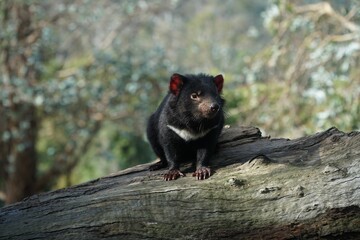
[
  {"left": 192, "top": 167, "right": 211, "bottom": 180},
  {"left": 164, "top": 169, "right": 185, "bottom": 181}
]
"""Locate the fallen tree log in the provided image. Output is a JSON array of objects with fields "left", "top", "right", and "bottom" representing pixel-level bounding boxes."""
[{"left": 0, "top": 126, "right": 359, "bottom": 239}]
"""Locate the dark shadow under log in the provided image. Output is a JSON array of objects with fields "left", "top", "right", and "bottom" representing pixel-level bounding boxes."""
[{"left": 0, "top": 126, "right": 359, "bottom": 239}]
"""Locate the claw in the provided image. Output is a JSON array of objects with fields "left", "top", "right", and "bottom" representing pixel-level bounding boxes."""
[
  {"left": 164, "top": 169, "right": 185, "bottom": 181},
  {"left": 192, "top": 167, "right": 211, "bottom": 180}
]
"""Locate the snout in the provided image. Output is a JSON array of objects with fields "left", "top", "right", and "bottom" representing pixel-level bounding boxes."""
[
  {"left": 210, "top": 103, "right": 220, "bottom": 113},
  {"left": 199, "top": 102, "right": 221, "bottom": 119}
]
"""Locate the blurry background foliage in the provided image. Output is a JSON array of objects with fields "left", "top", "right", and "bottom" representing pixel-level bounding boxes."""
[{"left": 0, "top": 0, "right": 359, "bottom": 204}]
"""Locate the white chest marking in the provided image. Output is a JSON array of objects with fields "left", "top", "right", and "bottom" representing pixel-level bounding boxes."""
[{"left": 167, "top": 125, "right": 217, "bottom": 142}]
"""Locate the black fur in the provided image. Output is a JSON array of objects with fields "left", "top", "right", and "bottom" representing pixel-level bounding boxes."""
[{"left": 147, "top": 73, "right": 225, "bottom": 180}]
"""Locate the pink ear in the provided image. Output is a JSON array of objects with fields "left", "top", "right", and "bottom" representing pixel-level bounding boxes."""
[
  {"left": 214, "top": 74, "right": 224, "bottom": 93},
  {"left": 169, "top": 73, "right": 183, "bottom": 95}
]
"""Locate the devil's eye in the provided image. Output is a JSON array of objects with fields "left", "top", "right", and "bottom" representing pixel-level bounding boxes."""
[{"left": 190, "top": 93, "right": 198, "bottom": 100}]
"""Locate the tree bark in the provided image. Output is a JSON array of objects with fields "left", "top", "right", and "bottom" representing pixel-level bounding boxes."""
[{"left": 0, "top": 126, "right": 359, "bottom": 239}]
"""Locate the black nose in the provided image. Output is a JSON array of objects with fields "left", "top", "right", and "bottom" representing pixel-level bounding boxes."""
[{"left": 210, "top": 103, "right": 220, "bottom": 113}]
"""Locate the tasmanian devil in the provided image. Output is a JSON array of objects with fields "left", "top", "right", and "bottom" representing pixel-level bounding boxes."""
[{"left": 146, "top": 73, "right": 225, "bottom": 181}]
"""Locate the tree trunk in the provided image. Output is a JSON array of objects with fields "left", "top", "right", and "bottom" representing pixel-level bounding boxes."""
[
  {"left": 3, "top": 104, "right": 37, "bottom": 204},
  {"left": 0, "top": 126, "right": 359, "bottom": 239},
  {"left": 0, "top": 2, "right": 39, "bottom": 204}
]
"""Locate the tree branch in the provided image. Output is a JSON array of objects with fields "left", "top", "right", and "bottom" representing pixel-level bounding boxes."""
[{"left": 295, "top": 2, "right": 360, "bottom": 32}]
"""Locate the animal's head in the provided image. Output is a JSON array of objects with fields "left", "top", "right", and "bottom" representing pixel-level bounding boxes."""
[{"left": 169, "top": 73, "right": 224, "bottom": 120}]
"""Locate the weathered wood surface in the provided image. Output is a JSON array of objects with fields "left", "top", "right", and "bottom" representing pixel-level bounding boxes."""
[{"left": 0, "top": 126, "right": 359, "bottom": 239}]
